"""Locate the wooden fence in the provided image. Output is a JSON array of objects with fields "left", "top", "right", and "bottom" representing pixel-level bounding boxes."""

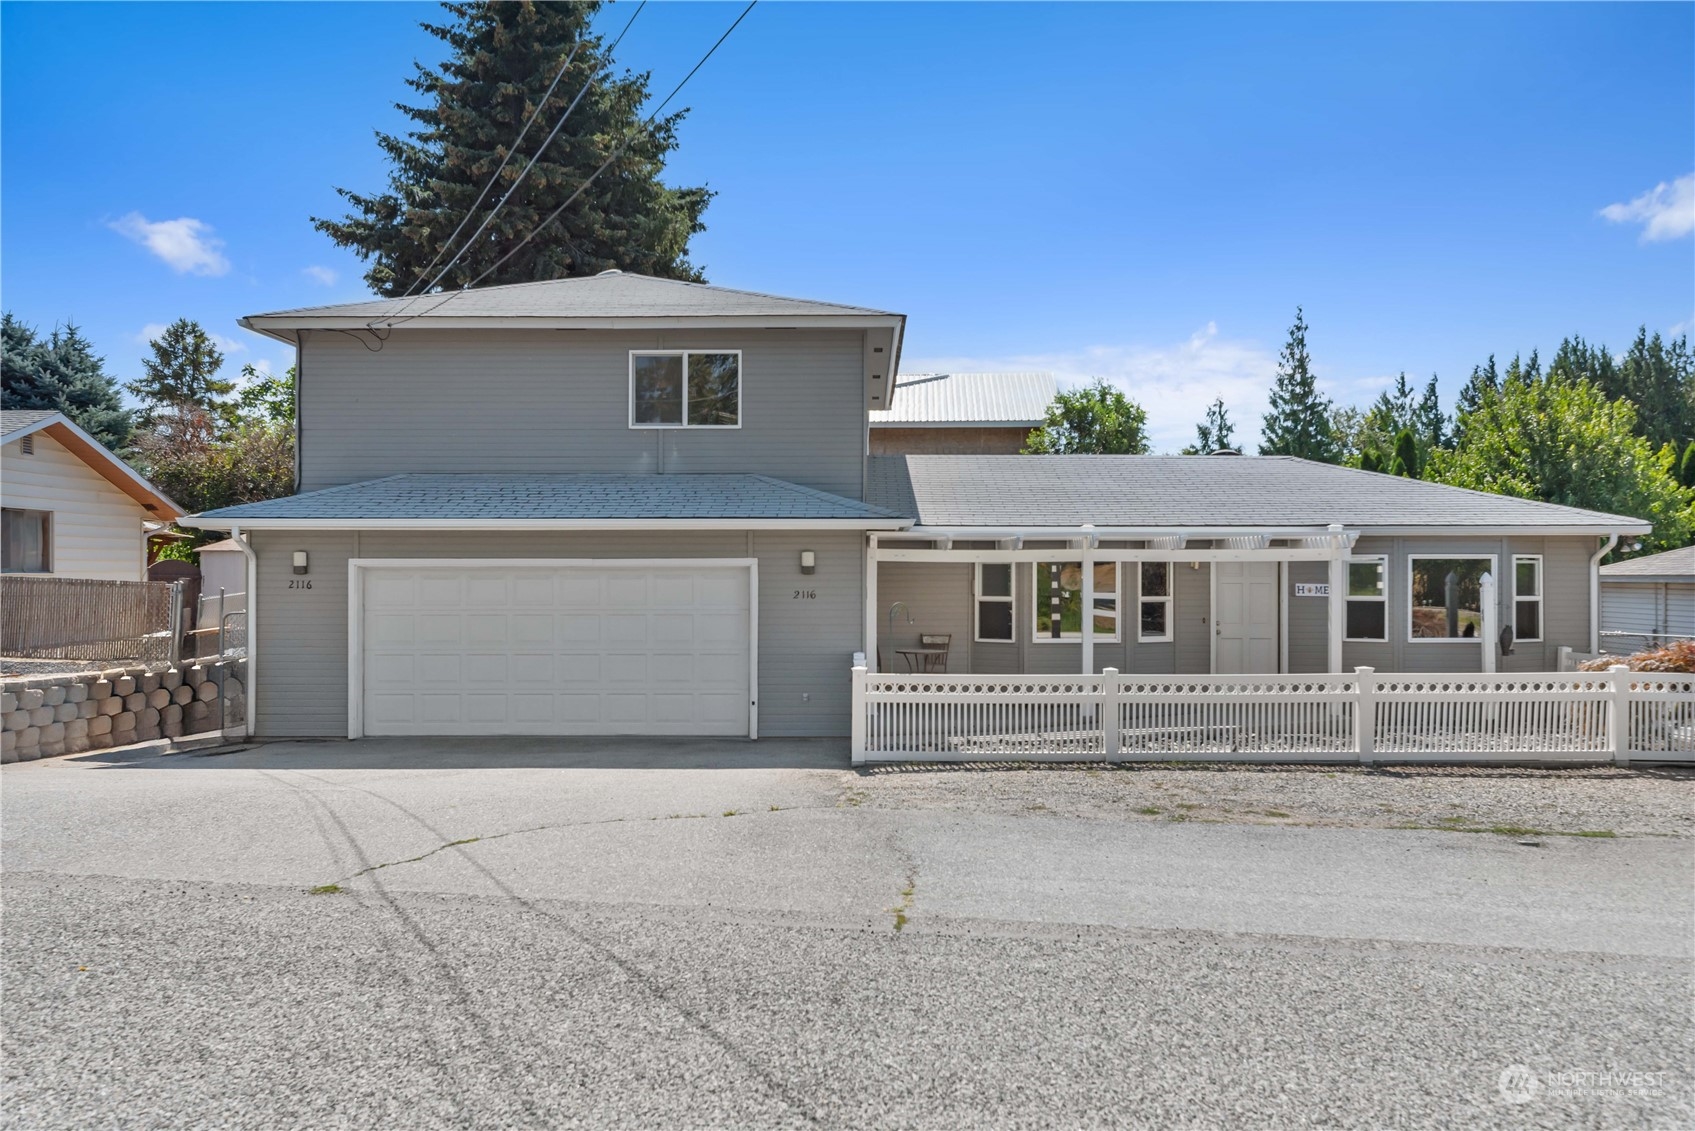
[
  {"left": 1, "top": 575, "right": 180, "bottom": 663},
  {"left": 851, "top": 666, "right": 1695, "bottom": 766}
]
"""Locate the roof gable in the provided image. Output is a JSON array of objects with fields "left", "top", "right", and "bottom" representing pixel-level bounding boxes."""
[{"left": 0, "top": 411, "right": 183, "bottom": 519}]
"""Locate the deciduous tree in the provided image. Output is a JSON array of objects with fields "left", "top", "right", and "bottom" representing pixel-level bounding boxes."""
[{"left": 1024, "top": 379, "right": 1151, "bottom": 455}]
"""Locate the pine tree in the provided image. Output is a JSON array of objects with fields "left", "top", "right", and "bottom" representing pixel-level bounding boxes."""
[
  {"left": 1454, "top": 355, "right": 1499, "bottom": 433},
  {"left": 1618, "top": 327, "right": 1695, "bottom": 450},
  {"left": 1182, "top": 397, "right": 1236, "bottom": 454},
  {"left": 1, "top": 314, "right": 132, "bottom": 449},
  {"left": 313, "top": 1, "right": 711, "bottom": 296},
  {"left": 1389, "top": 428, "right": 1419, "bottom": 478},
  {"left": 1550, "top": 335, "right": 1625, "bottom": 402},
  {"left": 1415, "top": 374, "right": 1446, "bottom": 451},
  {"left": 1259, "top": 307, "right": 1339, "bottom": 462},
  {"left": 127, "top": 319, "right": 234, "bottom": 424}
]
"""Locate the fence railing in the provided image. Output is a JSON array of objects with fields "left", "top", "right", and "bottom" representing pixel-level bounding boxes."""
[
  {"left": 1, "top": 575, "right": 182, "bottom": 663},
  {"left": 850, "top": 666, "right": 1695, "bottom": 766}
]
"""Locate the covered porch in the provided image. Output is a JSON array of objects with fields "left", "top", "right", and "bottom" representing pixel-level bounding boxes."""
[{"left": 862, "top": 525, "right": 1360, "bottom": 677}]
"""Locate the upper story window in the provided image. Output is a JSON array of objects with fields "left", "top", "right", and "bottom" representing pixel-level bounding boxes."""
[{"left": 630, "top": 350, "right": 740, "bottom": 428}]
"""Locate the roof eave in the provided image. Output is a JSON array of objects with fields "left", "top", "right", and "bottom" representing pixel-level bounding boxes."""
[
  {"left": 240, "top": 313, "right": 905, "bottom": 334},
  {"left": 6, "top": 415, "right": 184, "bottom": 519},
  {"left": 181, "top": 516, "right": 913, "bottom": 532}
]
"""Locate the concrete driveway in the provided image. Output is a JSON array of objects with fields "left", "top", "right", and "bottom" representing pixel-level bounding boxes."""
[{"left": 4, "top": 739, "right": 1691, "bottom": 1128}]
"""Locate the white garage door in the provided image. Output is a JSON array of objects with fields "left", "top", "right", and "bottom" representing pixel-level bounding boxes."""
[{"left": 358, "top": 563, "right": 752, "bottom": 736}]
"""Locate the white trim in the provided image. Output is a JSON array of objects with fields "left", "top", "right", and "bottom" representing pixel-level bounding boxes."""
[
  {"left": 183, "top": 517, "right": 907, "bottom": 532},
  {"left": 1136, "top": 561, "right": 1173, "bottom": 643},
  {"left": 628, "top": 349, "right": 743, "bottom": 430},
  {"left": 1589, "top": 534, "right": 1619, "bottom": 653},
  {"left": 2, "top": 412, "right": 184, "bottom": 518},
  {"left": 972, "top": 560, "right": 1015, "bottom": 643},
  {"left": 1406, "top": 554, "right": 1498, "bottom": 643},
  {"left": 1278, "top": 560, "right": 1289, "bottom": 674},
  {"left": 1512, "top": 553, "right": 1544, "bottom": 643},
  {"left": 240, "top": 314, "right": 905, "bottom": 339},
  {"left": 865, "top": 533, "right": 879, "bottom": 672},
  {"left": 1029, "top": 559, "right": 1120, "bottom": 644},
  {"left": 875, "top": 547, "right": 1341, "bottom": 564},
  {"left": 1343, "top": 554, "right": 1389, "bottom": 642},
  {"left": 1355, "top": 524, "right": 1649, "bottom": 538},
  {"left": 229, "top": 526, "right": 258, "bottom": 738},
  {"left": 346, "top": 557, "right": 759, "bottom": 740}
]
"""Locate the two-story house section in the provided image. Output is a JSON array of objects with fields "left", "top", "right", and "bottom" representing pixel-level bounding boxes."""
[
  {"left": 193, "top": 271, "right": 1650, "bottom": 744},
  {"left": 197, "top": 272, "right": 908, "bottom": 740}
]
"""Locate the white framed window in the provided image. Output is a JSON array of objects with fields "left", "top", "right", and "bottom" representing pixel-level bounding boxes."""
[
  {"left": 1032, "top": 561, "right": 1118, "bottom": 642},
  {"left": 974, "top": 562, "right": 1014, "bottom": 642},
  {"left": 1344, "top": 556, "right": 1388, "bottom": 641},
  {"left": 1407, "top": 555, "right": 1496, "bottom": 641},
  {"left": 1513, "top": 555, "right": 1543, "bottom": 642},
  {"left": 2, "top": 508, "right": 50, "bottom": 574},
  {"left": 629, "top": 350, "right": 741, "bottom": 428},
  {"left": 1136, "top": 561, "right": 1172, "bottom": 642}
]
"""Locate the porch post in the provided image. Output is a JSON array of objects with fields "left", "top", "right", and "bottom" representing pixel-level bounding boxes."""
[
  {"left": 864, "top": 534, "right": 879, "bottom": 673},
  {"left": 1327, "top": 524, "right": 1346, "bottom": 673},
  {"left": 1080, "top": 528, "right": 1096, "bottom": 675}
]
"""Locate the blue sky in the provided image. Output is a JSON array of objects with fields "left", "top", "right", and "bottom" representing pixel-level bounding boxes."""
[{"left": 3, "top": 1, "right": 1691, "bottom": 451}]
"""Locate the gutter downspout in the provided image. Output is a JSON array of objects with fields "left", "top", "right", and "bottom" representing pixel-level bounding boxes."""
[
  {"left": 1589, "top": 534, "right": 1619, "bottom": 654},
  {"left": 230, "top": 525, "right": 258, "bottom": 738}
]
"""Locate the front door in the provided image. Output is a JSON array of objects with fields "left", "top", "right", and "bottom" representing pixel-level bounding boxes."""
[{"left": 1214, "top": 562, "right": 1279, "bottom": 673}]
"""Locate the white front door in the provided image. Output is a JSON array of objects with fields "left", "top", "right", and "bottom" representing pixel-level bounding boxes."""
[
  {"left": 357, "top": 563, "right": 753, "bottom": 737},
  {"left": 1214, "top": 562, "right": 1279, "bottom": 674}
]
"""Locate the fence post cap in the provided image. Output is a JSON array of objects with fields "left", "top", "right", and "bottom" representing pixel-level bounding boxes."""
[
  {"left": 851, "top": 664, "right": 868, "bottom": 675},
  {"left": 1100, "top": 667, "right": 1119, "bottom": 676},
  {"left": 1607, "top": 664, "right": 1631, "bottom": 672},
  {"left": 1353, "top": 665, "right": 1376, "bottom": 674}
]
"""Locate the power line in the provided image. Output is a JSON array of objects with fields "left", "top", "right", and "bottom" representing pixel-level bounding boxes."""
[
  {"left": 400, "top": 1, "right": 647, "bottom": 302},
  {"left": 371, "top": 0, "right": 756, "bottom": 330}
]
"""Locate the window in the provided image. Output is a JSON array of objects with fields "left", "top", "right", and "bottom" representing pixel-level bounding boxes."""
[
  {"left": 1513, "top": 555, "right": 1543, "bottom": 642},
  {"left": 1408, "top": 556, "right": 1494, "bottom": 640},
  {"left": 2, "top": 508, "right": 50, "bottom": 573},
  {"left": 1137, "top": 561, "right": 1172, "bottom": 642},
  {"left": 1345, "top": 556, "right": 1388, "bottom": 641},
  {"left": 630, "top": 350, "right": 740, "bottom": 427},
  {"left": 974, "top": 563, "right": 1014, "bottom": 642},
  {"left": 1032, "top": 561, "right": 1118, "bottom": 642}
]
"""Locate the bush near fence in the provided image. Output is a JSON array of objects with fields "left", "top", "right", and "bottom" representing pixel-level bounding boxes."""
[{"left": 1, "top": 659, "right": 245, "bottom": 763}]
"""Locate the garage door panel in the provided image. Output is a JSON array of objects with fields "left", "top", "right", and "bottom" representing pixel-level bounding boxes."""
[{"left": 362, "top": 564, "right": 750, "bottom": 737}]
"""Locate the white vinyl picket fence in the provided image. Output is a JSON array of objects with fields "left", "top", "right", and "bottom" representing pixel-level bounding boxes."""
[{"left": 849, "top": 666, "right": 1695, "bottom": 766}]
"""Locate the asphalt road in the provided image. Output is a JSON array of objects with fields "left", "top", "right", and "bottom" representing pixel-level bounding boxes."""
[{"left": 4, "top": 738, "right": 1691, "bottom": 1129}]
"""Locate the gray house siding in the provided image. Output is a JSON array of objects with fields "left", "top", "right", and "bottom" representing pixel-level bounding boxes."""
[
  {"left": 297, "top": 328, "right": 870, "bottom": 499},
  {"left": 249, "top": 528, "right": 863, "bottom": 739}
]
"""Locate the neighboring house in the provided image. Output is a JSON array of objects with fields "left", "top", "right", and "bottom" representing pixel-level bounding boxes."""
[
  {"left": 183, "top": 272, "right": 1650, "bottom": 741},
  {"left": 0, "top": 410, "right": 183, "bottom": 580},
  {"left": 869, "top": 371, "right": 1055, "bottom": 454},
  {"left": 1599, "top": 545, "right": 1694, "bottom": 654}
]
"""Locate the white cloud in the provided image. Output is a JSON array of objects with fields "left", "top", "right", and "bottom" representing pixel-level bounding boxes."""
[
  {"left": 1599, "top": 173, "right": 1695, "bottom": 242},
  {"left": 108, "top": 212, "right": 231, "bottom": 275},
  {"left": 134, "top": 322, "right": 169, "bottom": 345},
  {"left": 302, "top": 265, "right": 338, "bottom": 286},
  {"left": 907, "top": 323, "right": 1390, "bottom": 453}
]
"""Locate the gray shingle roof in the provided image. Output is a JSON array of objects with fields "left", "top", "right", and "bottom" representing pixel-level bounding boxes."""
[
  {"left": 866, "top": 455, "right": 1651, "bottom": 531},
  {"left": 245, "top": 271, "right": 897, "bottom": 324},
  {"left": 1, "top": 409, "right": 61, "bottom": 437},
  {"left": 193, "top": 474, "right": 906, "bottom": 523},
  {"left": 872, "top": 372, "right": 1057, "bottom": 426},
  {"left": 1600, "top": 545, "right": 1695, "bottom": 581}
]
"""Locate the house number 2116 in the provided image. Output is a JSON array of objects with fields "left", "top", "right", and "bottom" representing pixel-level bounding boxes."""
[{"left": 792, "top": 589, "right": 816, "bottom": 600}]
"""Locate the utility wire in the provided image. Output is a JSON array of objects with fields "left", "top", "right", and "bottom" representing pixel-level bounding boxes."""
[
  {"left": 372, "top": 0, "right": 755, "bottom": 330},
  {"left": 400, "top": 1, "right": 647, "bottom": 302}
]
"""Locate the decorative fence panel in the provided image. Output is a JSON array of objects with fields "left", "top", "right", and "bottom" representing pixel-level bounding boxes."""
[
  {"left": 1, "top": 576, "right": 179, "bottom": 663},
  {"left": 850, "top": 665, "right": 1695, "bottom": 766}
]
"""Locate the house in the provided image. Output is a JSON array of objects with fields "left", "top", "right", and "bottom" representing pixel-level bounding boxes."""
[
  {"left": 183, "top": 272, "right": 1651, "bottom": 741},
  {"left": 1, "top": 410, "right": 183, "bottom": 580},
  {"left": 869, "top": 371, "right": 1055, "bottom": 454},
  {"left": 1599, "top": 545, "right": 1694, "bottom": 654}
]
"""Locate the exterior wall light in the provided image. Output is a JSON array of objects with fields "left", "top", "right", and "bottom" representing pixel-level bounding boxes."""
[
  {"left": 293, "top": 551, "right": 310, "bottom": 575},
  {"left": 799, "top": 550, "right": 816, "bottom": 575}
]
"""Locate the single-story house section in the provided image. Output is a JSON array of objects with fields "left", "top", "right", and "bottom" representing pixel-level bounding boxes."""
[
  {"left": 1, "top": 410, "right": 183, "bottom": 580},
  {"left": 1599, "top": 545, "right": 1694, "bottom": 654},
  {"left": 869, "top": 372, "right": 1055, "bottom": 455}
]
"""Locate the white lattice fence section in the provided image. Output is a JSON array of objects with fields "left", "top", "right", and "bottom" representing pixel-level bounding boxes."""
[
  {"left": 1115, "top": 675, "right": 1358, "bottom": 760},
  {"left": 850, "top": 664, "right": 1695, "bottom": 766},
  {"left": 1369, "top": 674, "right": 1614, "bottom": 762}
]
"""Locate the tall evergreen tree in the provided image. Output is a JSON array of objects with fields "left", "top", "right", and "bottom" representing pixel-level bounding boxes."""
[
  {"left": 314, "top": 1, "right": 711, "bottom": 296},
  {"left": 1415, "top": 374, "right": 1446, "bottom": 451},
  {"left": 1681, "top": 440, "right": 1695, "bottom": 490},
  {"left": 1259, "top": 307, "right": 1339, "bottom": 462},
  {"left": 1182, "top": 397, "right": 1236, "bottom": 454},
  {"left": 1388, "top": 428, "right": 1420, "bottom": 478},
  {"left": 1454, "top": 354, "right": 1499, "bottom": 435},
  {"left": 1618, "top": 327, "right": 1694, "bottom": 449},
  {"left": 1, "top": 314, "right": 132, "bottom": 449},
  {"left": 127, "top": 319, "right": 233, "bottom": 423},
  {"left": 1549, "top": 334, "right": 1624, "bottom": 402}
]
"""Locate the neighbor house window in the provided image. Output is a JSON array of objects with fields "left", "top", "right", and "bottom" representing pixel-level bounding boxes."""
[
  {"left": 1408, "top": 556, "right": 1494, "bottom": 640},
  {"left": 1513, "top": 555, "right": 1543, "bottom": 642},
  {"left": 1345, "top": 556, "right": 1388, "bottom": 641},
  {"left": 2, "top": 508, "right": 50, "bottom": 573},
  {"left": 975, "top": 562, "right": 1014, "bottom": 642},
  {"left": 1032, "top": 561, "right": 1118, "bottom": 642},
  {"left": 1137, "top": 561, "right": 1172, "bottom": 642},
  {"left": 630, "top": 350, "right": 740, "bottom": 427}
]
